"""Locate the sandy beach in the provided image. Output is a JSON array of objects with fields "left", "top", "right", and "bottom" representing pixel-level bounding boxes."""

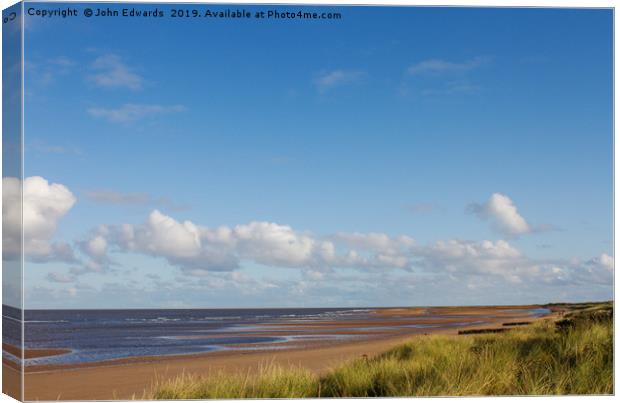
[{"left": 0, "top": 305, "right": 555, "bottom": 400}]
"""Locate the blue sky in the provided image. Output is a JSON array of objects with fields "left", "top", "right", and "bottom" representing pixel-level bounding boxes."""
[{"left": 8, "top": 3, "right": 613, "bottom": 308}]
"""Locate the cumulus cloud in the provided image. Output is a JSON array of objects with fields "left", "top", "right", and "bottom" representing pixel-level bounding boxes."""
[
  {"left": 407, "top": 56, "right": 489, "bottom": 76},
  {"left": 234, "top": 221, "right": 315, "bottom": 267},
  {"left": 314, "top": 69, "right": 365, "bottom": 92},
  {"left": 88, "top": 54, "right": 143, "bottom": 90},
  {"left": 577, "top": 254, "right": 614, "bottom": 285},
  {"left": 4, "top": 178, "right": 605, "bottom": 304},
  {"left": 597, "top": 253, "right": 614, "bottom": 272},
  {"left": 83, "top": 210, "right": 419, "bottom": 277},
  {"left": 87, "top": 104, "right": 185, "bottom": 123},
  {"left": 417, "top": 239, "right": 526, "bottom": 283},
  {"left": 468, "top": 193, "right": 531, "bottom": 236},
  {"left": 143, "top": 210, "right": 203, "bottom": 258},
  {"left": 333, "top": 232, "right": 415, "bottom": 252},
  {"left": 75, "top": 208, "right": 609, "bottom": 289},
  {"left": 3, "top": 176, "right": 76, "bottom": 262},
  {"left": 81, "top": 211, "right": 237, "bottom": 274},
  {"left": 416, "top": 238, "right": 613, "bottom": 287},
  {"left": 83, "top": 235, "right": 108, "bottom": 260}
]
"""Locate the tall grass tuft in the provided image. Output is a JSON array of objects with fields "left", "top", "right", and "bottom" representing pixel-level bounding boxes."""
[
  {"left": 149, "top": 303, "right": 613, "bottom": 399},
  {"left": 151, "top": 362, "right": 319, "bottom": 399}
]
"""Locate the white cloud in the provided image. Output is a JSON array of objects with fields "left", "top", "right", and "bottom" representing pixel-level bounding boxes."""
[
  {"left": 62, "top": 208, "right": 610, "bottom": 297},
  {"left": 418, "top": 239, "right": 525, "bottom": 282},
  {"left": 314, "top": 70, "right": 364, "bottom": 92},
  {"left": 71, "top": 226, "right": 116, "bottom": 276},
  {"left": 144, "top": 210, "right": 202, "bottom": 258},
  {"left": 407, "top": 56, "right": 489, "bottom": 75},
  {"left": 86, "top": 210, "right": 418, "bottom": 276},
  {"left": 87, "top": 103, "right": 185, "bottom": 123},
  {"left": 88, "top": 54, "right": 143, "bottom": 90},
  {"left": 89, "top": 211, "right": 238, "bottom": 273},
  {"left": 83, "top": 210, "right": 578, "bottom": 285},
  {"left": 576, "top": 253, "right": 614, "bottom": 285},
  {"left": 234, "top": 221, "right": 315, "bottom": 267},
  {"left": 85, "top": 235, "right": 108, "bottom": 260},
  {"left": 333, "top": 232, "right": 415, "bottom": 252},
  {"left": 468, "top": 193, "right": 531, "bottom": 236},
  {"left": 417, "top": 236, "right": 613, "bottom": 288},
  {"left": 3, "top": 176, "right": 76, "bottom": 262},
  {"left": 598, "top": 253, "right": 614, "bottom": 271}
]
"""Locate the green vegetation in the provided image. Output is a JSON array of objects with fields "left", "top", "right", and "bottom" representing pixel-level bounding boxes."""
[
  {"left": 148, "top": 364, "right": 317, "bottom": 399},
  {"left": 150, "top": 302, "right": 613, "bottom": 398}
]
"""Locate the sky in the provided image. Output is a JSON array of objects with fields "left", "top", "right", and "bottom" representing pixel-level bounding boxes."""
[{"left": 3, "top": 3, "right": 613, "bottom": 309}]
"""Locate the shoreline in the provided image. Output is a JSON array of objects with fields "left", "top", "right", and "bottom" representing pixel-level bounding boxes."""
[
  {"left": 9, "top": 305, "right": 556, "bottom": 400},
  {"left": 2, "top": 343, "right": 71, "bottom": 360},
  {"left": 17, "top": 305, "right": 552, "bottom": 373}
]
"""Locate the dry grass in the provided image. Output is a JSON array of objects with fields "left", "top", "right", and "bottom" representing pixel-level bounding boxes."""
[
  {"left": 149, "top": 302, "right": 613, "bottom": 398},
  {"left": 150, "top": 362, "right": 318, "bottom": 399}
]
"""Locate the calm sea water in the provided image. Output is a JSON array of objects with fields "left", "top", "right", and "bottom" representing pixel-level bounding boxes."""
[
  {"left": 3, "top": 306, "right": 373, "bottom": 366},
  {"left": 2, "top": 305, "right": 550, "bottom": 367}
]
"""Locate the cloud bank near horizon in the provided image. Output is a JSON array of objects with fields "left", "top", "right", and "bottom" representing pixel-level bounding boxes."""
[{"left": 5, "top": 176, "right": 612, "bottom": 307}]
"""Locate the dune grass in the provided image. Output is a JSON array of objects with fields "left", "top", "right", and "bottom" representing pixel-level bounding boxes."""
[
  {"left": 149, "top": 363, "right": 317, "bottom": 399},
  {"left": 150, "top": 303, "right": 613, "bottom": 398}
]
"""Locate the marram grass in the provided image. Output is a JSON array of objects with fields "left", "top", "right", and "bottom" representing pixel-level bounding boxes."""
[
  {"left": 149, "top": 304, "right": 613, "bottom": 398},
  {"left": 150, "top": 363, "right": 317, "bottom": 399}
]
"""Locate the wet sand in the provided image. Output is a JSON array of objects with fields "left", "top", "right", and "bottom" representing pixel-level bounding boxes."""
[
  {"left": 11, "top": 305, "right": 553, "bottom": 401},
  {"left": 2, "top": 344, "right": 71, "bottom": 399},
  {"left": 2, "top": 343, "right": 71, "bottom": 360}
]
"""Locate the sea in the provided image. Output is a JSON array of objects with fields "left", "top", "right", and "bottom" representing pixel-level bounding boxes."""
[
  {"left": 1, "top": 305, "right": 550, "bottom": 367},
  {"left": 2, "top": 306, "right": 374, "bottom": 366}
]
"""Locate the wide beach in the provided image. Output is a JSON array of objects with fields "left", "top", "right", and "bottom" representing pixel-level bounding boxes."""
[{"left": 3, "top": 305, "right": 554, "bottom": 400}]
